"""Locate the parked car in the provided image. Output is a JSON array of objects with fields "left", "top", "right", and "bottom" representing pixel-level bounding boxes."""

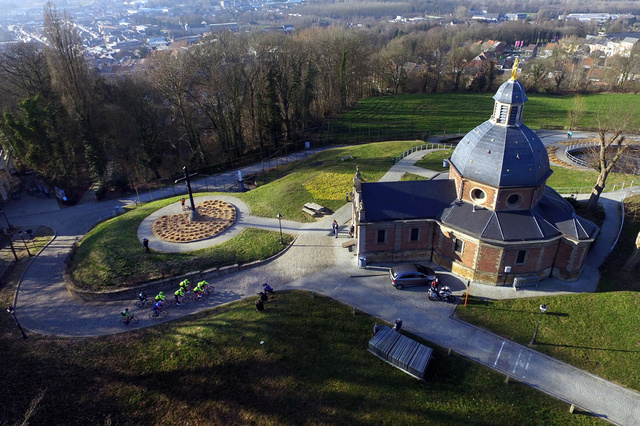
[{"left": 389, "top": 263, "right": 436, "bottom": 289}]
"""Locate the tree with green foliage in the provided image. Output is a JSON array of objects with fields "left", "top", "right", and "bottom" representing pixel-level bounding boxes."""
[{"left": 2, "top": 96, "right": 76, "bottom": 187}]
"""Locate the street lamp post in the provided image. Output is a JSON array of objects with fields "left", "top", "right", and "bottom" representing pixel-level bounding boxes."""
[
  {"left": 277, "top": 213, "right": 283, "bottom": 245},
  {"left": 7, "top": 306, "right": 28, "bottom": 339},
  {"left": 529, "top": 304, "right": 548, "bottom": 345},
  {"left": 18, "top": 231, "right": 32, "bottom": 256},
  {"left": 0, "top": 206, "right": 12, "bottom": 230}
]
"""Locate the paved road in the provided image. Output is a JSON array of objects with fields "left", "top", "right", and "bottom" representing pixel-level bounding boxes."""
[{"left": 6, "top": 134, "right": 640, "bottom": 425}]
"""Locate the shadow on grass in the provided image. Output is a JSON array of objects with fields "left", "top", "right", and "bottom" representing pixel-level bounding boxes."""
[
  {"left": 538, "top": 342, "right": 640, "bottom": 353},
  {"left": 462, "top": 300, "right": 570, "bottom": 317},
  {"left": 536, "top": 339, "right": 640, "bottom": 353}
]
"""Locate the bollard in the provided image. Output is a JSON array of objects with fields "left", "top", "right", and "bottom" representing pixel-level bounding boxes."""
[
  {"left": 504, "top": 375, "right": 510, "bottom": 384},
  {"left": 447, "top": 348, "right": 452, "bottom": 357},
  {"left": 353, "top": 306, "right": 357, "bottom": 316},
  {"left": 569, "top": 404, "right": 575, "bottom": 414}
]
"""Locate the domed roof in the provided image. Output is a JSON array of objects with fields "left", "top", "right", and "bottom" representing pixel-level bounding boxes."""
[
  {"left": 449, "top": 78, "right": 551, "bottom": 188},
  {"left": 493, "top": 78, "right": 528, "bottom": 104}
]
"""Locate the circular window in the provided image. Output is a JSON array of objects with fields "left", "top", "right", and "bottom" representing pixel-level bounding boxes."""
[
  {"left": 507, "top": 193, "right": 523, "bottom": 208},
  {"left": 471, "top": 188, "right": 486, "bottom": 202}
]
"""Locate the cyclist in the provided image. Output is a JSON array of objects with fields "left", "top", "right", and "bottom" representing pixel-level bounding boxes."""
[
  {"left": 121, "top": 308, "right": 133, "bottom": 324},
  {"left": 175, "top": 287, "right": 185, "bottom": 305},
  {"left": 179, "top": 279, "right": 191, "bottom": 293},
  {"left": 155, "top": 291, "right": 166, "bottom": 306},
  {"left": 194, "top": 280, "right": 206, "bottom": 299},
  {"left": 152, "top": 301, "right": 163, "bottom": 317},
  {"left": 137, "top": 291, "right": 147, "bottom": 302}
]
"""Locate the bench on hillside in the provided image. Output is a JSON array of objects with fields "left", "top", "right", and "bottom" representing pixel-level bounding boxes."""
[
  {"left": 513, "top": 275, "right": 539, "bottom": 291},
  {"left": 368, "top": 325, "right": 432, "bottom": 380},
  {"left": 341, "top": 155, "right": 353, "bottom": 161},
  {"left": 302, "top": 202, "right": 325, "bottom": 217}
]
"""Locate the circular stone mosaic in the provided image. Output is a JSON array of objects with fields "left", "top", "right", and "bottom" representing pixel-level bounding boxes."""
[{"left": 152, "top": 199, "right": 237, "bottom": 243}]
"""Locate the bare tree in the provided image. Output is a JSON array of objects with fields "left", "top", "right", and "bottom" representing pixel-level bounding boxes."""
[
  {"left": 608, "top": 50, "right": 640, "bottom": 90},
  {"left": 567, "top": 95, "right": 585, "bottom": 131},
  {"left": 585, "top": 103, "right": 639, "bottom": 210},
  {"left": 44, "top": 3, "right": 106, "bottom": 184}
]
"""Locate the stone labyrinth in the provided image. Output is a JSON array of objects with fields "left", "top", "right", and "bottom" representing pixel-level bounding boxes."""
[{"left": 152, "top": 199, "right": 237, "bottom": 243}]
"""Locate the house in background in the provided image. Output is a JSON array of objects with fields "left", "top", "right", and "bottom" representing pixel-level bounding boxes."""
[{"left": 351, "top": 64, "right": 598, "bottom": 286}]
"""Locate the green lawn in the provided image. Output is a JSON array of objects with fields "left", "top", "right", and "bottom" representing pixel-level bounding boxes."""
[
  {"left": 0, "top": 286, "right": 599, "bottom": 425},
  {"left": 456, "top": 195, "right": 640, "bottom": 393},
  {"left": 546, "top": 167, "right": 636, "bottom": 193},
  {"left": 414, "top": 148, "right": 454, "bottom": 172},
  {"left": 71, "top": 142, "right": 422, "bottom": 289},
  {"left": 333, "top": 92, "right": 640, "bottom": 137},
  {"left": 70, "top": 196, "right": 294, "bottom": 289},
  {"left": 456, "top": 292, "right": 640, "bottom": 392},
  {"left": 238, "top": 141, "right": 423, "bottom": 222}
]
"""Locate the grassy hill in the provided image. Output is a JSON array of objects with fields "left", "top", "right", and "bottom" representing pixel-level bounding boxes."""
[{"left": 332, "top": 92, "right": 640, "bottom": 139}]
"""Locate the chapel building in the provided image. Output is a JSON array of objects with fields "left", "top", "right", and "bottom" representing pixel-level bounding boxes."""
[{"left": 351, "top": 65, "right": 599, "bottom": 285}]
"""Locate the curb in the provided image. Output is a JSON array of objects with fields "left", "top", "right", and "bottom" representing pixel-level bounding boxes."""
[{"left": 64, "top": 235, "right": 299, "bottom": 302}]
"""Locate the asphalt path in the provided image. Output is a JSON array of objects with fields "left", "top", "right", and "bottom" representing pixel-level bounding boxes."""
[{"left": 6, "top": 133, "right": 640, "bottom": 425}]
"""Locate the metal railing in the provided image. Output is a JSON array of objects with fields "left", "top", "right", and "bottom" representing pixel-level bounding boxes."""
[
  {"left": 554, "top": 180, "right": 636, "bottom": 195},
  {"left": 392, "top": 143, "right": 455, "bottom": 164},
  {"left": 563, "top": 142, "right": 599, "bottom": 168}
]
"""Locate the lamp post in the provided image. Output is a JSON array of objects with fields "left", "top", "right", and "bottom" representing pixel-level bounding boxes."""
[
  {"left": 277, "top": 213, "right": 283, "bottom": 245},
  {"left": 529, "top": 304, "right": 548, "bottom": 345},
  {"left": 130, "top": 173, "right": 141, "bottom": 205},
  {"left": 0, "top": 205, "right": 13, "bottom": 231},
  {"left": 18, "top": 231, "right": 32, "bottom": 256},
  {"left": 7, "top": 306, "right": 28, "bottom": 339}
]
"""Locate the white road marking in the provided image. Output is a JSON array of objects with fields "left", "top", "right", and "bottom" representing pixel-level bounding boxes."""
[{"left": 493, "top": 340, "right": 505, "bottom": 367}]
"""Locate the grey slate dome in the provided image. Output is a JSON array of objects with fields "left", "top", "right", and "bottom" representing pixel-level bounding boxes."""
[
  {"left": 449, "top": 78, "right": 551, "bottom": 188},
  {"left": 493, "top": 78, "right": 528, "bottom": 104}
]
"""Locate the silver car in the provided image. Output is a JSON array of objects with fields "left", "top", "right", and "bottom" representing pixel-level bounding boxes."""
[{"left": 389, "top": 263, "right": 436, "bottom": 290}]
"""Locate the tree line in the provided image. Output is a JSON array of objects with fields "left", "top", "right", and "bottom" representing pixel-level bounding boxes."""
[{"left": 0, "top": 4, "right": 635, "bottom": 201}]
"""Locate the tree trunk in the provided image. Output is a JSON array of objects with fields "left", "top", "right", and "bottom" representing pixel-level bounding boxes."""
[{"left": 586, "top": 172, "right": 607, "bottom": 210}]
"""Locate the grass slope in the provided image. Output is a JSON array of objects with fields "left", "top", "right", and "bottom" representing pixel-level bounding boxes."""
[
  {"left": 334, "top": 92, "right": 640, "bottom": 135},
  {"left": 239, "top": 141, "right": 424, "bottom": 222},
  {"left": 0, "top": 286, "right": 599, "bottom": 425}
]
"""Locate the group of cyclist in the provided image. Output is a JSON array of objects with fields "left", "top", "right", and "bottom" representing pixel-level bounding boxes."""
[{"left": 120, "top": 278, "right": 213, "bottom": 323}]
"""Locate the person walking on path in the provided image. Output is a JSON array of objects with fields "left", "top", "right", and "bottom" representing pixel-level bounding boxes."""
[
  {"left": 332, "top": 220, "right": 339, "bottom": 238},
  {"left": 181, "top": 197, "right": 186, "bottom": 211},
  {"left": 142, "top": 237, "right": 150, "bottom": 253}
]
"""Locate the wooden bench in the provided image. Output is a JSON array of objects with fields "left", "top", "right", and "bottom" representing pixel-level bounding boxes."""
[
  {"left": 302, "top": 202, "right": 325, "bottom": 217},
  {"left": 368, "top": 325, "right": 432, "bottom": 380},
  {"left": 341, "top": 240, "right": 356, "bottom": 248}
]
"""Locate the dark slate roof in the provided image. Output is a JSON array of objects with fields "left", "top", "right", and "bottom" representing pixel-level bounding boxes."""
[
  {"left": 440, "top": 187, "right": 598, "bottom": 242},
  {"left": 449, "top": 120, "right": 551, "bottom": 187},
  {"left": 360, "top": 180, "right": 457, "bottom": 222},
  {"left": 493, "top": 78, "right": 528, "bottom": 104}
]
